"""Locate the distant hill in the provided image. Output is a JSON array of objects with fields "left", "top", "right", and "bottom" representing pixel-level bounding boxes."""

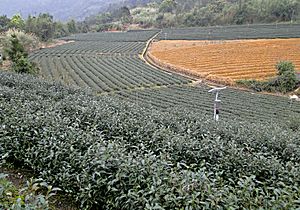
[{"left": 0, "top": 0, "right": 129, "bottom": 21}]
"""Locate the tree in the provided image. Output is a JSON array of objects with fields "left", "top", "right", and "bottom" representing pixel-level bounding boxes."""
[
  {"left": 12, "top": 52, "right": 39, "bottom": 74},
  {"left": 77, "top": 21, "right": 89, "bottom": 33},
  {"left": 9, "top": 14, "right": 25, "bottom": 29},
  {"left": 5, "top": 34, "right": 27, "bottom": 62},
  {"left": 67, "top": 19, "right": 77, "bottom": 34},
  {"left": 118, "top": 6, "right": 133, "bottom": 24},
  {"left": 25, "top": 15, "right": 37, "bottom": 33},
  {"left": 5, "top": 34, "right": 39, "bottom": 74},
  {"left": 274, "top": 61, "right": 297, "bottom": 92},
  {"left": 0, "top": 15, "right": 10, "bottom": 31},
  {"left": 25, "top": 13, "right": 55, "bottom": 42},
  {"left": 36, "top": 13, "right": 55, "bottom": 41},
  {"left": 159, "top": 0, "right": 177, "bottom": 13},
  {"left": 269, "top": 0, "right": 299, "bottom": 21},
  {"left": 54, "top": 22, "right": 70, "bottom": 38}
]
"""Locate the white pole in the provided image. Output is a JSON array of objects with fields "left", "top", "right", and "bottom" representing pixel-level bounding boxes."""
[{"left": 208, "top": 87, "right": 226, "bottom": 122}]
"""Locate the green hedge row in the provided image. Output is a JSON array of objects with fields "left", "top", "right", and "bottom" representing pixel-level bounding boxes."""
[{"left": 0, "top": 71, "right": 299, "bottom": 209}]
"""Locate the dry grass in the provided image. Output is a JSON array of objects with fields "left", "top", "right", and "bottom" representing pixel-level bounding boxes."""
[{"left": 149, "top": 39, "right": 300, "bottom": 84}]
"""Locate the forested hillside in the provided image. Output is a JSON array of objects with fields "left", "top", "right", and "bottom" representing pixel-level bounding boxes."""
[
  {"left": 1, "top": 0, "right": 299, "bottom": 30},
  {"left": 86, "top": 0, "right": 300, "bottom": 30}
]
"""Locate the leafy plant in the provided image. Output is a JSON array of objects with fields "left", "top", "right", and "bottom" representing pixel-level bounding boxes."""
[
  {"left": 4, "top": 33, "right": 39, "bottom": 75},
  {"left": 0, "top": 173, "right": 60, "bottom": 209},
  {"left": 275, "top": 61, "right": 297, "bottom": 92}
]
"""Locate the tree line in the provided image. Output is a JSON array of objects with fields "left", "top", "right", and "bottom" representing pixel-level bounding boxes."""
[
  {"left": 85, "top": 0, "right": 300, "bottom": 29},
  {"left": 0, "top": 13, "right": 86, "bottom": 41},
  {"left": 1, "top": 0, "right": 299, "bottom": 36}
]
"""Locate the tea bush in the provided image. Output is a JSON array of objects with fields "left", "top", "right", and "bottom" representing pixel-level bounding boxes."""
[
  {"left": 0, "top": 71, "right": 300, "bottom": 209},
  {"left": 0, "top": 173, "right": 59, "bottom": 209}
]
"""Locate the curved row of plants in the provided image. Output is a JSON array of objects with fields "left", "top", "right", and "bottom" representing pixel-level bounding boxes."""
[
  {"left": 159, "top": 24, "right": 300, "bottom": 40},
  {"left": 61, "top": 30, "right": 160, "bottom": 42},
  {"left": 30, "top": 54, "right": 191, "bottom": 92},
  {"left": 117, "top": 85, "right": 300, "bottom": 125},
  {"left": 30, "top": 41, "right": 147, "bottom": 56},
  {"left": 1, "top": 71, "right": 299, "bottom": 209}
]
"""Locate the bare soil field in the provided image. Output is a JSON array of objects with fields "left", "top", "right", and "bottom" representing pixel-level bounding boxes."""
[{"left": 148, "top": 39, "right": 300, "bottom": 84}]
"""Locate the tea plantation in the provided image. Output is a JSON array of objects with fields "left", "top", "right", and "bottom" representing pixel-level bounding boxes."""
[
  {"left": 30, "top": 54, "right": 190, "bottom": 91},
  {"left": 1, "top": 71, "right": 300, "bottom": 209},
  {"left": 61, "top": 30, "right": 160, "bottom": 42},
  {"left": 160, "top": 23, "right": 300, "bottom": 40},
  {"left": 2, "top": 26, "right": 300, "bottom": 209},
  {"left": 116, "top": 85, "right": 300, "bottom": 124}
]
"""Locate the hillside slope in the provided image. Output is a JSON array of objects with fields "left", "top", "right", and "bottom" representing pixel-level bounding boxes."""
[
  {"left": 1, "top": 70, "right": 300, "bottom": 208},
  {"left": 0, "top": 0, "right": 122, "bottom": 21}
]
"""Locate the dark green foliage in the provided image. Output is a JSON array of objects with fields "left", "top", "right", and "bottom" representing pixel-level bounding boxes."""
[
  {"left": 61, "top": 29, "right": 160, "bottom": 42},
  {"left": 160, "top": 23, "right": 300, "bottom": 40},
  {"left": 67, "top": 19, "right": 78, "bottom": 34},
  {"left": 159, "top": 0, "right": 177, "bottom": 13},
  {"left": 0, "top": 15, "right": 10, "bottom": 32},
  {"left": 12, "top": 53, "right": 39, "bottom": 74},
  {"left": 0, "top": 173, "right": 59, "bottom": 209},
  {"left": 5, "top": 34, "right": 27, "bottom": 62},
  {"left": 82, "top": 0, "right": 300, "bottom": 29},
  {"left": 275, "top": 61, "right": 297, "bottom": 92},
  {"left": 5, "top": 34, "right": 39, "bottom": 75},
  {"left": 118, "top": 6, "right": 133, "bottom": 24},
  {"left": 277, "top": 61, "right": 296, "bottom": 75},
  {"left": 26, "top": 13, "right": 55, "bottom": 42},
  {"left": 287, "top": 116, "right": 300, "bottom": 132},
  {"left": 1, "top": 13, "right": 81, "bottom": 42},
  {"left": 236, "top": 79, "right": 267, "bottom": 92},
  {"left": 1, "top": 71, "right": 300, "bottom": 209},
  {"left": 26, "top": 13, "right": 75, "bottom": 41}
]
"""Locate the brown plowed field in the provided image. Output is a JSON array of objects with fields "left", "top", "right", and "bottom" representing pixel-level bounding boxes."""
[{"left": 148, "top": 39, "right": 300, "bottom": 84}]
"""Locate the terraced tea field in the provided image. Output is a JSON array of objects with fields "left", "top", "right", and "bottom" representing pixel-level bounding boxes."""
[
  {"left": 31, "top": 55, "right": 190, "bottom": 91},
  {"left": 148, "top": 38, "right": 300, "bottom": 83},
  {"left": 61, "top": 29, "right": 160, "bottom": 42},
  {"left": 30, "top": 29, "right": 191, "bottom": 93},
  {"left": 2, "top": 24, "right": 300, "bottom": 209},
  {"left": 30, "top": 41, "right": 147, "bottom": 55},
  {"left": 116, "top": 85, "right": 300, "bottom": 124},
  {"left": 160, "top": 23, "right": 300, "bottom": 40},
  {"left": 29, "top": 25, "right": 300, "bottom": 124}
]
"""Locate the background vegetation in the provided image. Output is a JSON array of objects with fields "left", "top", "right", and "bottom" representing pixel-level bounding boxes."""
[
  {"left": 1, "top": 0, "right": 300, "bottom": 36},
  {"left": 0, "top": 13, "right": 79, "bottom": 41},
  {"left": 85, "top": 0, "right": 300, "bottom": 30}
]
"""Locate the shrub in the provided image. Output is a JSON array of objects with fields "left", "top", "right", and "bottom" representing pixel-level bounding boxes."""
[
  {"left": 275, "top": 61, "right": 297, "bottom": 92},
  {"left": 12, "top": 52, "right": 39, "bottom": 74},
  {"left": 236, "top": 79, "right": 267, "bottom": 92},
  {"left": 1, "top": 29, "right": 40, "bottom": 53},
  {"left": 4, "top": 34, "right": 39, "bottom": 75},
  {"left": 0, "top": 173, "right": 59, "bottom": 209},
  {"left": 237, "top": 61, "right": 297, "bottom": 93}
]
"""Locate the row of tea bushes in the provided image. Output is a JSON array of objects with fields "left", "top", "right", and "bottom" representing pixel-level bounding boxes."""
[{"left": 0, "top": 71, "right": 299, "bottom": 209}]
